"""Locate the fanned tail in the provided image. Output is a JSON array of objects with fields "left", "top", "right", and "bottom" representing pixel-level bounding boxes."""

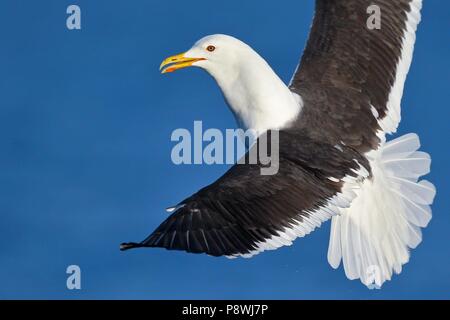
[{"left": 328, "top": 133, "right": 436, "bottom": 288}]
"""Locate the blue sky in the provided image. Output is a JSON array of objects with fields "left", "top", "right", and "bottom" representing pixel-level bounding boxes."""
[{"left": 0, "top": 0, "right": 449, "bottom": 299}]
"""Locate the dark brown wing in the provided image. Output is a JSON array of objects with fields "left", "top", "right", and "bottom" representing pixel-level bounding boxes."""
[
  {"left": 290, "top": 0, "right": 422, "bottom": 153},
  {"left": 121, "top": 130, "right": 369, "bottom": 257}
]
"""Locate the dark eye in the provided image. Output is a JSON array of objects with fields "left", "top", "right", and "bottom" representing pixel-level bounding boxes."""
[{"left": 206, "top": 45, "right": 216, "bottom": 52}]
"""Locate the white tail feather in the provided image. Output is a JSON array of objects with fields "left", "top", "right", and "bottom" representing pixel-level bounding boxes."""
[{"left": 327, "top": 134, "right": 436, "bottom": 288}]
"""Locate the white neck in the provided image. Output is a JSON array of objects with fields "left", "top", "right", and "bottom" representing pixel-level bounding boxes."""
[{"left": 207, "top": 50, "right": 302, "bottom": 133}]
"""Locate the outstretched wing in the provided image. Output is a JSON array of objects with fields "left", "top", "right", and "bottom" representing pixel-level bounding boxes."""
[
  {"left": 290, "top": 0, "right": 422, "bottom": 153},
  {"left": 121, "top": 131, "right": 369, "bottom": 257}
]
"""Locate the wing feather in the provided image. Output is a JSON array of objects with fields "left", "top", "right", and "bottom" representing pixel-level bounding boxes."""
[{"left": 121, "top": 131, "right": 370, "bottom": 257}]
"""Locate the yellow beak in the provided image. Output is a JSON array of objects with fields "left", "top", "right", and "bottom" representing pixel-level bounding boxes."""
[{"left": 159, "top": 52, "right": 206, "bottom": 74}]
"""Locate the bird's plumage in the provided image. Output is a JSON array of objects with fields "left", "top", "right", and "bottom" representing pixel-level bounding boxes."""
[{"left": 122, "top": 0, "right": 435, "bottom": 288}]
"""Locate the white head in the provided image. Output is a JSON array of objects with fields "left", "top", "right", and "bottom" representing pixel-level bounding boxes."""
[
  {"left": 160, "top": 34, "right": 302, "bottom": 132},
  {"left": 160, "top": 34, "right": 250, "bottom": 75}
]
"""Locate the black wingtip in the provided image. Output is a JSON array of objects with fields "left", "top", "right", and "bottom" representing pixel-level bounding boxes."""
[{"left": 120, "top": 242, "right": 142, "bottom": 251}]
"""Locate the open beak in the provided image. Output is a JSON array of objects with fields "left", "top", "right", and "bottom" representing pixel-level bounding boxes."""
[{"left": 159, "top": 52, "right": 206, "bottom": 74}]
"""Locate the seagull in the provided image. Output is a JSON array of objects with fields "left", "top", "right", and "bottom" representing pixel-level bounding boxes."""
[{"left": 121, "top": 0, "right": 435, "bottom": 288}]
